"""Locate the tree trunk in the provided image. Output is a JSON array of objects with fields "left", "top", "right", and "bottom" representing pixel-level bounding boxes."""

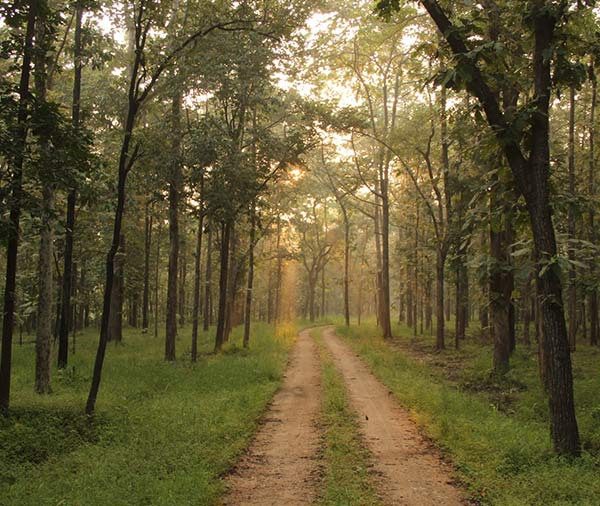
[
  {"left": 419, "top": 0, "right": 580, "bottom": 455},
  {"left": 191, "top": 181, "right": 204, "bottom": 362},
  {"left": 490, "top": 233, "right": 510, "bottom": 375},
  {"left": 525, "top": 10, "right": 579, "bottom": 455},
  {"left": 215, "top": 220, "right": 231, "bottom": 352},
  {"left": 425, "top": 268, "right": 432, "bottom": 332},
  {"left": 77, "top": 267, "right": 86, "bottom": 331},
  {"left": 435, "top": 249, "right": 445, "bottom": 349},
  {"left": 419, "top": 241, "right": 424, "bottom": 336},
  {"left": 178, "top": 220, "right": 187, "bottom": 327},
  {"left": 33, "top": 12, "right": 53, "bottom": 395},
  {"left": 203, "top": 223, "right": 212, "bottom": 331},
  {"left": 86, "top": 85, "right": 139, "bottom": 414},
  {"left": 0, "top": 0, "right": 37, "bottom": 413},
  {"left": 373, "top": 197, "right": 384, "bottom": 329},
  {"left": 165, "top": 91, "right": 181, "bottom": 361},
  {"left": 267, "top": 238, "right": 273, "bottom": 324},
  {"left": 274, "top": 215, "right": 283, "bottom": 322},
  {"left": 131, "top": 293, "right": 139, "bottom": 328},
  {"left": 320, "top": 264, "right": 326, "bottom": 320},
  {"left": 142, "top": 203, "right": 153, "bottom": 331},
  {"left": 154, "top": 219, "right": 162, "bottom": 338},
  {"left": 523, "top": 271, "right": 533, "bottom": 347},
  {"left": 58, "top": 2, "right": 83, "bottom": 369},
  {"left": 454, "top": 260, "right": 467, "bottom": 348},
  {"left": 243, "top": 206, "right": 256, "bottom": 348},
  {"left": 108, "top": 235, "right": 125, "bottom": 343},
  {"left": 413, "top": 204, "right": 419, "bottom": 334},
  {"left": 567, "top": 85, "right": 577, "bottom": 351},
  {"left": 588, "top": 65, "right": 598, "bottom": 346},
  {"left": 398, "top": 265, "right": 405, "bottom": 324},
  {"left": 35, "top": 184, "right": 54, "bottom": 394},
  {"left": 406, "top": 259, "right": 413, "bottom": 328},
  {"left": 85, "top": 0, "right": 163, "bottom": 412},
  {"left": 308, "top": 274, "right": 316, "bottom": 323},
  {"left": 224, "top": 223, "right": 237, "bottom": 342},
  {"left": 342, "top": 208, "right": 350, "bottom": 327},
  {"left": 479, "top": 270, "right": 489, "bottom": 331}
]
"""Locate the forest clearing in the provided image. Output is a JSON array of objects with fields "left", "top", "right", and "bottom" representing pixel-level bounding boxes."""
[{"left": 2, "top": 0, "right": 600, "bottom": 504}]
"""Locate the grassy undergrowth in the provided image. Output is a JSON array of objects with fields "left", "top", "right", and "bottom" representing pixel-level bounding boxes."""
[
  {"left": 337, "top": 321, "right": 600, "bottom": 506},
  {"left": 312, "top": 329, "right": 382, "bottom": 506},
  {"left": 1, "top": 321, "right": 297, "bottom": 506}
]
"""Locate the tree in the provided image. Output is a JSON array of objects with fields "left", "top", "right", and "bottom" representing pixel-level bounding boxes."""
[
  {"left": 0, "top": 0, "right": 37, "bottom": 413},
  {"left": 86, "top": 0, "right": 261, "bottom": 413},
  {"left": 33, "top": 0, "right": 53, "bottom": 394},
  {"left": 58, "top": 1, "right": 85, "bottom": 370},
  {"left": 377, "top": 0, "right": 583, "bottom": 456}
]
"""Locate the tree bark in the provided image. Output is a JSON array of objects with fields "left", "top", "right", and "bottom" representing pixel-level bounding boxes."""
[
  {"left": 380, "top": 177, "right": 392, "bottom": 339},
  {"left": 85, "top": 1, "right": 145, "bottom": 414},
  {"left": 35, "top": 184, "right": 54, "bottom": 394},
  {"left": 142, "top": 202, "right": 153, "bottom": 331},
  {"left": 454, "top": 259, "right": 468, "bottom": 348},
  {"left": 267, "top": 238, "right": 273, "bottom": 324},
  {"left": 165, "top": 91, "right": 182, "bottom": 361},
  {"left": 34, "top": 10, "right": 53, "bottom": 394},
  {"left": 435, "top": 248, "right": 445, "bottom": 350},
  {"left": 406, "top": 252, "right": 413, "bottom": 328},
  {"left": 523, "top": 271, "right": 533, "bottom": 347},
  {"left": 223, "top": 222, "right": 237, "bottom": 342},
  {"left": 308, "top": 274, "right": 317, "bottom": 323},
  {"left": 567, "top": 85, "right": 577, "bottom": 351},
  {"left": 154, "top": 219, "right": 162, "bottom": 338},
  {"left": 215, "top": 220, "right": 231, "bottom": 352},
  {"left": 490, "top": 205, "right": 511, "bottom": 376},
  {"left": 274, "top": 214, "right": 283, "bottom": 322},
  {"left": 108, "top": 235, "right": 125, "bottom": 343},
  {"left": 419, "top": 0, "right": 580, "bottom": 455},
  {"left": 178, "top": 220, "right": 187, "bottom": 326},
  {"left": 588, "top": 65, "right": 598, "bottom": 346},
  {"left": 0, "top": 0, "right": 37, "bottom": 413},
  {"left": 77, "top": 267, "right": 86, "bottom": 331},
  {"left": 342, "top": 206, "right": 350, "bottom": 327},
  {"left": 203, "top": 223, "right": 212, "bottom": 331},
  {"left": 58, "top": 3, "right": 83, "bottom": 369},
  {"left": 191, "top": 181, "right": 204, "bottom": 362},
  {"left": 243, "top": 206, "right": 256, "bottom": 348}
]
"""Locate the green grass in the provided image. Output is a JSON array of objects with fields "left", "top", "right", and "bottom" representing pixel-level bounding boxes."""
[
  {"left": 312, "top": 328, "right": 382, "bottom": 506},
  {"left": 336, "top": 321, "right": 600, "bottom": 506},
  {"left": 1, "top": 321, "right": 297, "bottom": 506}
]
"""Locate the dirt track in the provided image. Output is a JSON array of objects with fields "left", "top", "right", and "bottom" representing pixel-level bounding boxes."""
[
  {"left": 322, "top": 326, "right": 464, "bottom": 506},
  {"left": 222, "top": 326, "right": 464, "bottom": 506},
  {"left": 221, "top": 328, "right": 322, "bottom": 506}
]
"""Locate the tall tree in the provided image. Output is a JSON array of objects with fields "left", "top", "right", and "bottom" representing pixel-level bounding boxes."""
[
  {"left": 0, "top": 0, "right": 37, "bottom": 413},
  {"left": 85, "top": 0, "right": 254, "bottom": 413},
  {"left": 378, "top": 0, "right": 582, "bottom": 456},
  {"left": 58, "top": 1, "right": 84, "bottom": 369},
  {"left": 33, "top": 0, "right": 53, "bottom": 394}
]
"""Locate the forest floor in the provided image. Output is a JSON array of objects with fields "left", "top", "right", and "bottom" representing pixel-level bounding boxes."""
[
  {"left": 337, "top": 321, "right": 600, "bottom": 506},
  {"left": 5, "top": 321, "right": 599, "bottom": 505},
  {"left": 221, "top": 325, "right": 465, "bottom": 506},
  {"left": 320, "top": 326, "right": 464, "bottom": 505},
  {"left": 221, "top": 328, "right": 322, "bottom": 506},
  {"left": 0, "top": 322, "right": 299, "bottom": 506}
]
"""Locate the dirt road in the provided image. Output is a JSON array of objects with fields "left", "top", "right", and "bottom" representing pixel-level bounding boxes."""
[
  {"left": 221, "top": 328, "right": 322, "bottom": 506},
  {"left": 322, "top": 326, "right": 464, "bottom": 506},
  {"left": 222, "top": 326, "right": 464, "bottom": 506}
]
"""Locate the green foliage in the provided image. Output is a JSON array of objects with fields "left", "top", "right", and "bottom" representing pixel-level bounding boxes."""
[
  {"left": 336, "top": 321, "right": 600, "bottom": 506},
  {"left": 0, "top": 323, "right": 294, "bottom": 505}
]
